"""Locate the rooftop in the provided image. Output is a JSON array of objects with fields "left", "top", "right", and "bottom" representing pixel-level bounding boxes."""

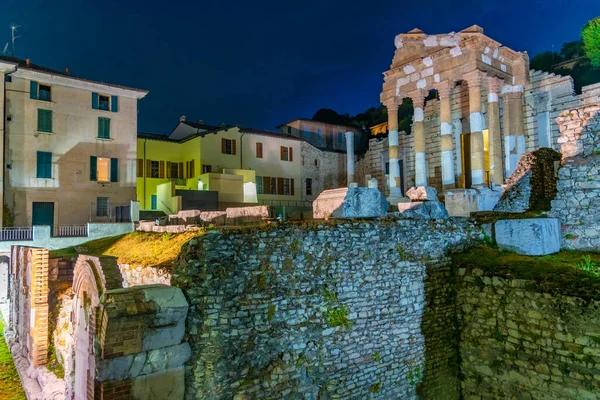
[
  {"left": 0, "top": 56, "right": 148, "bottom": 94},
  {"left": 276, "top": 118, "right": 361, "bottom": 131}
]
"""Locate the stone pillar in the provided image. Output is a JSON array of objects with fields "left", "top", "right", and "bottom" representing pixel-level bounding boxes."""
[
  {"left": 385, "top": 100, "right": 403, "bottom": 204},
  {"left": 345, "top": 131, "right": 355, "bottom": 186},
  {"left": 487, "top": 77, "right": 503, "bottom": 186},
  {"left": 436, "top": 81, "right": 455, "bottom": 189},
  {"left": 502, "top": 85, "right": 525, "bottom": 177},
  {"left": 463, "top": 71, "right": 485, "bottom": 187},
  {"left": 410, "top": 90, "right": 427, "bottom": 187}
]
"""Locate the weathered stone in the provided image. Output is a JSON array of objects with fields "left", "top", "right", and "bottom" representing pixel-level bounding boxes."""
[
  {"left": 406, "top": 186, "right": 438, "bottom": 201},
  {"left": 312, "top": 188, "right": 388, "bottom": 219},
  {"left": 397, "top": 201, "right": 449, "bottom": 220},
  {"left": 495, "top": 218, "right": 561, "bottom": 255}
]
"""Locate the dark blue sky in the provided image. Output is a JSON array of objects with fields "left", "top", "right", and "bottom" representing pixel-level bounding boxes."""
[{"left": 3, "top": 0, "right": 600, "bottom": 133}]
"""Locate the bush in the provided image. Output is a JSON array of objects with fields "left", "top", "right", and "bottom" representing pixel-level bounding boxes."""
[{"left": 582, "top": 17, "right": 600, "bottom": 67}]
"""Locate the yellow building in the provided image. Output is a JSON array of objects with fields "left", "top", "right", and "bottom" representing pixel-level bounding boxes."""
[{"left": 137, "top": 118, "right": 304, "bottom": 212}]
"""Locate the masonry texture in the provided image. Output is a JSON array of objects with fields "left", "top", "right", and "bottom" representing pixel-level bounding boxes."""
[
  {"left": 458, "top": 268, "right": 600, "bottom": 400},
  {"left": 173, "top": 219, "right": 482, "bottom": 399}
]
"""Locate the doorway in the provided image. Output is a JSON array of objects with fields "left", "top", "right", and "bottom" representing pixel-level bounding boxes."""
[{"left": 32, "top": 202, "right": 54, "bottom": 232}]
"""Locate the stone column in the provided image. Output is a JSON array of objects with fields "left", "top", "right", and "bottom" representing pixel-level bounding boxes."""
[
  {"left": 345, "top": 131, "right": 355, "bottom": 186},
  {"left": 487, "top": 77, "right": 503, "bottom": 187},
  {"left": 435, "top": 81, "right": 455, "bottom": 189},
  {"left": 385, "top": 100, "right": 403, "bottom": 203},
  {"left": 502, "top": 85, "right": 525, "bottom": 177},
  {"left": 463, "top": 71, "right": 485, "bottom": 187},
  {"left": 410, "top": 90, "right": 427, "bottom": 187}
]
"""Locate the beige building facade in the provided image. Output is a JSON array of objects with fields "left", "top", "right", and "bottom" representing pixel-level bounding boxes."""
[{"left": 0, "top": 57, "right": 147, "bottom": 227}]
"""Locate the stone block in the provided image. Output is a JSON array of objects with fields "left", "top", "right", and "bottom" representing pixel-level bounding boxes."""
[
  {"left": 444, "top": 188, "right": 502, "bottom": 217},
  {"left": 495, "top": 218, "right": 561, "bottom": 255},
  {"left": 397, "top": 201, "right": 449, "bottom": 220},
  {"left": 131, "top": 367, "right": 186, "bottom": 399},
  {"left": 313, "top": 188, "right": 388, "bottom": 219},
  {"left": 406, "top": 186, "right": 438, "bottom": 201}
]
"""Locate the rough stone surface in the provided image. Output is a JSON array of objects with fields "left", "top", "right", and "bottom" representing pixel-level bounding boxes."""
[
  {"left": 312, "top": 187, "right": 388, "bottom": 219},
  {"left": 458, "top": 269, "right": 600, "bottom": 399},
  {"left": 495, "top": 218, "right": 561, "bottom": 255},
  {"left": 550, "top": 155, "right": 600, "bottom": 250},
  {"left": 445, "top": 188, "right": 502, "bottom": 217},
  {"left": 397, "top": 201, "right": 449, "bottom": 219},
  {"left": 173, "top": 220, "right": 483, "bottom": 399},
  {"left": 407, "top": 186, "right": 438, "bottom": 201},
  {"left": 494, "top": 148, "right": 562, "bottom": 213},
  {"left": 118, "top": 264, "right": 172, "bottom": 287}
]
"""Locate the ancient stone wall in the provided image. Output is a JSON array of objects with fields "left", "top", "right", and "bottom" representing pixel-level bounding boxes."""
[
  {"left": 117, "top": 264, "right": 172, "bottom": 287},
  {"left": 300, "top": 142, "right": 348, "bottom": 201},
  {"left": 458, "top": 267, "right": 600, "bottom": 399},
  {"left": 173, "top": 219, "right": 482, "bottom": 399}
]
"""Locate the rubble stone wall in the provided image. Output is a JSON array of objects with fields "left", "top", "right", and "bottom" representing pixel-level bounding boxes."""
[
  {"left": 173, "top": 219, "right": 482, "bottom": 399},
  {"left": 458, "top": 267, "right": 600, "bottom": 399}
]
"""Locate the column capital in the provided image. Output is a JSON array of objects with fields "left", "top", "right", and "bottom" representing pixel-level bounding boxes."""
[
  {"left": 462, "top": 70, "right": 486, "bottom": 88},
  {"left": 384, "top": 98, "right": 399, "bottom": 113},
  {"left": 434, "top": 80, "right": 453, "bottom": 100},
  {"left": 408, "top": 89, "right": 427, "bottom": 109},
  {"left": 487, "top": 77, "right": 503, "bottom": 94}
]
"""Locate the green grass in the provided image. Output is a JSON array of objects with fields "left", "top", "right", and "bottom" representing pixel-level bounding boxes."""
[
  {"left": 49, "top": 230, "right": 202, "bottom": 267},
  {"left": 452, "top": 245, "right": 600, "bottom": 301},
  {"left": 0, "top": 315, "right": 26, "bottom": 400}
]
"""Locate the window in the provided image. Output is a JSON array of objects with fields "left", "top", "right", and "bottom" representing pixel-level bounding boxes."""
[
  {"left": 221, "top": 138, "right": 236, "bottom": 155},
  {"left": 303, "top": 130, "right": 311, "bottom": 139},
  {"left": 270, "top": 177, "right": 277, "bottom": 195},
  {"left": 306, "top": 178, "right": 312, "bottom": 196},
  {"left": 256, "top": 176, "right": 263, "bottom": 194},
  {"left": 4, "top": 75, "right": 11, "bottom": 83},
  {"left": 170, "top": 162, "right": 179, "bottom": 179},
  {"left": 151, "top": 161, "right": 160, "bottom": 178},
  {"left": 314, "top": 159, "right": 319, "bottom": 167},
  {"left": 256, "top": 142, "right": 263, "bottom": 158},
  {"left": 37, "top": 109, "right": 53, "bottom": 132},
  {"left": 338, "top": 132, "right": 344, "bottom": 143},
  {"left": 385, "top": 162, "right": 390, "bottom": 175},
  {"left": 97, "top": 157, "right": 110, "bottom": 182},
  {"left": 186, "top": 159, "right": 196, "bottom": 178},
  {"left": 280, "top": 146, "right": 293, "bottom": 161},
  {"left": 287, "top": 126, "right": 292, "bottom": 134},
  {"left": 98, "top": 117, "right": 110, "bottom": 138},
  {"left": 99, "top": 95, "right": 110, "bottom": 111},
  {"left": 283, "top": 178, "right": 291, "bottom": 195},
  {"left": 137, "top": 159, "right": 143, "bottom": 178},
  {"left": 151, "top": 195, "right": 157, "bottom": 210},
  {"left": 317, "top": 128, "right": 323, "bottom": 140},
  {"left": 90, "top": 156, "right": 117, "bottom": 182},
  {"left": 96, "top": 197, "right": 109, "bottom": 217},
  {"left": 39, "top": 85, "right": 51, "bottom": 102},
  {"left": 36, "top": 151, "right": 52, "bottom": 179},
  {"left": 202, "top": 164, "right": 212, "bottom": 174}
]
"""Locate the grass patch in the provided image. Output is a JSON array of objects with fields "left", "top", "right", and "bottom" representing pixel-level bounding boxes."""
[
  {"left": 49, "top": 231, "right": 202, "bottom": 267},
  {"left": 471, "top": 211, "right": 549, "bottom": 225},
  {"left": 452, "top": 245, "right": 600, "bottom": 301},
  {"left": 0, "top": 315, "right": 26, "bottom": 400}
]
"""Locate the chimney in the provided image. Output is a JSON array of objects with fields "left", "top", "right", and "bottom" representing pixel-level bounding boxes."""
[
  {"left": 26, "top": 58, "right": 30, "bottom": 66},
  {"left": 65, "top": 67, "right": 69, "bottom": 75},
  {"left": 180, "top": 115, "right": 186, "bottom": 122}
]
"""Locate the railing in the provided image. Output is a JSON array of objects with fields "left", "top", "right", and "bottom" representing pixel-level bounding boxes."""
[
  {"left": 54, "top": 225, "right": 88, "bottom": 238},
  {"left": 259, "top": 199, "right": 313, "bottom": 208},
  {"left": 1, "top": 227, "right": 33, "bottom": 241}
]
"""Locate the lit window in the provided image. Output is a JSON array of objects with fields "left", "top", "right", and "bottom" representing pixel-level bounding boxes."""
[
  {"left": 39, "top": 85, "right": 51, "bottom": 101},
  {"left": 256, "top": 176, "right": 263, "bottom": 194},
  {"left": 99, "top": 95, "right": 110, "bottom": 111},
  {"left": 151, "top": 161, "right": 159, "bottom": 178},
  {"left": 96, "top": 197, "right": 109, "bottom": 217},
  {"left": 97, "top": 157, "right": 110, "bottom": 182}
]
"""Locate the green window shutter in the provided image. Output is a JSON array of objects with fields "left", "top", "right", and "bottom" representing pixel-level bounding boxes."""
[
  {"left": 90, "top": 156, "right": 97, "bottom": 181},
  {"left": 97, "top": 118, "right": 102, "bottom": 137},
  {"left": 36, "top": 151, "right": 43, "bottom": 178},
  {"left": 30, "top": 81, "right": 38, "bottom": 99},
  {"left": 111, "top": 96, "right": 118, "bottom": 112},
  {"left": 37, "top": 109, "right": 43, "bottom": 131},
  {"left": 37, "top": 151, "right": 52, "bottom": 179},
  {"left": 37, "top": 109, "right": 52, "bottom": 132},
  {"left": 47, "top": 110, "right": 52, "bottom": 132},
  {"left": 110, "top": 158, "right": 118, "bottom": 182},
  {"left": 44, "top": 152, "right": 52, "bottom": 178},
  {"left": 92, "top": 92, "right": 99, "bottom": 109},
  {"left": 98, "top": 118, "right": 110, "bottom": 138},
  {"left": 105, "top": 118, "right": 110, "bottom": 138}
]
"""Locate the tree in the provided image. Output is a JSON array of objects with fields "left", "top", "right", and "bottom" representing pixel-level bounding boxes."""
[
  {"left": 582, "top": 17, "right": 600, "bottom": 67},
  {"left": 530, "top": 51, "right": 564, "bottom": 72}
]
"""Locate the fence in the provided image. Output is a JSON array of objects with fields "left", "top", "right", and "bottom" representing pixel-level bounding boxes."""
[
  {"left": 259, "top": 199, "right": 312, "bottom": 208},
  {"left": 0, "top": 227, "right": 33, "bottom": 241},
  {"left": 53, "top": 225, "right": 88, "bottom": 238}
]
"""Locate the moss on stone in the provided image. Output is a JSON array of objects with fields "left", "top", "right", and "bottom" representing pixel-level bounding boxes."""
[
  {"left": 452, "top": 245, "right": 600, "bottom": 301},
  {"left": 325, "top": 306, "right": 351, "bottom": 329}
]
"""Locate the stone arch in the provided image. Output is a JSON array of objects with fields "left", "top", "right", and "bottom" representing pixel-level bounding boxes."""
[{"left": 71, "top": 255, "right": 123, "bottom": 400}]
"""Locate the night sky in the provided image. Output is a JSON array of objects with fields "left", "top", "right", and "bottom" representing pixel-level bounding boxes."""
[{"left": 3, "top": 0, "right": 600, "bottom": 134}]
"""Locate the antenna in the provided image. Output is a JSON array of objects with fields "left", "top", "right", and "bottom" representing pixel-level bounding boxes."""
[
  {"left": 1, "top": 43, "right": 8, "bottom": 56},
  {"left": 10, "top": 24, "right": 20, "bottom": 57}
]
